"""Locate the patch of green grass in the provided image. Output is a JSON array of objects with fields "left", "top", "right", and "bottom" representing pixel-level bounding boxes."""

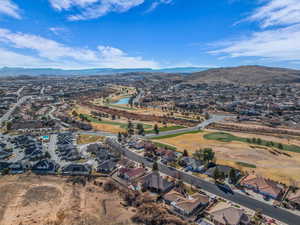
[
  {"left": 145, "top": 125, "right": 186, "bottom": 134},
  {"left": 204, "top": 132, "right": 300, "bottom": 154},
  {"left": 236, "top": 161, "right": 257, "bottom": 168},
  {"left": 82, "top": 114, "right": 152, "bottom": 129},
  {"left": 153, "top": 142, "right": 177, "bottom": 151},
  {"left": 150, "top": 130, "right": 202, "bottom": 140}
]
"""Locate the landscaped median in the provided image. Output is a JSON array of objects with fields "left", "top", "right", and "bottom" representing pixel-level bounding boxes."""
[
  {"left": 149, "top": 130, "right": 203, "bottom": 140},
  {"left": 145, "top": 125, "right": 186, "bottom": 134},
  {"left": 203, "top": 132, "right": 300, "bottom": 153}
]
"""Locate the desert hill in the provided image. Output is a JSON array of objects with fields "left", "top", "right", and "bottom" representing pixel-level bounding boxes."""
[{"left": 185, "top": 66, "right": 300, "bottom": 85}]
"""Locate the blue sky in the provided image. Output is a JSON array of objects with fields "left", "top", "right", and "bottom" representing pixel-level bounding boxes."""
[{"left": 0, "top": 0, "right": 300, "bottom": 69}]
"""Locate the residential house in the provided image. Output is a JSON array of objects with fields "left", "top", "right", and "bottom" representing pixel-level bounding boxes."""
[
  {"left": 141, "top": 172, "right": 174, "bottom": 194},
  {"left": 9, "top": 162, "right": 24, "bottom": 174},
  {"left": 208, "top": 205, "right": 250, "bottom": 225},
  {"left": 62, "top": 164, "right": 91, "bottom": 176},
  {"left": 286, "top": 189, "right": 300, "bottom": 210},
  {"left": 0, "top": 151, "right": 12, "bottom": 160},
  {"left": 0, "top": 161, "right": 11, "bottom": 173},
  {"left": 180, "top": 157, "right": 205, "bottom": 172},
  {"left": 31, "top": 159, "right": 59, "bottom": 174},
  {"left": 164, "top": 190, "right": 209, "bottom": 217},
  {"left": 240, "top": 174, "right": 284, "bottom": 199},
  {"left": 97, "top": 159, "right": 117, "bottom": 174},
  {"left": 118, "top": 167, "right": 146, "bottom": 182},
  {"left": 205, "top": 165, "right": 239, "bottom": 178}
]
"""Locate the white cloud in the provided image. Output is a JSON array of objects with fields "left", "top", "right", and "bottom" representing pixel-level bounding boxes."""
[
  {"left": 210, "top": 0, "right": 300, "bottom": 63},
  {"left": 0, "top": 28, "right": 159, "bottom": 69},
  {"left": 49, "top": 27, "right": 67, "bottom": 36},
  {"left": 0, "top": 48, "right": 45, "bottom": 67},
  {"left": 248, "top": 0, "right": 300, "bottom": 28},
  {"left": 0, "top": 0, "right": 21, "bottom": 19},
  {"left": 210, "top": 24, "right": 300, "bottom": 61},
  {"left": 146, "top": 0, "right": 172, "bottom": 13},
  {"left": 48, "top": 0, "right": 145, "bottom": 21}
]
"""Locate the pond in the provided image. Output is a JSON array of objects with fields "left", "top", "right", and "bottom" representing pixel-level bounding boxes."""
[{"left": 113, "top": 97, "right": 130, "bottom": 105}]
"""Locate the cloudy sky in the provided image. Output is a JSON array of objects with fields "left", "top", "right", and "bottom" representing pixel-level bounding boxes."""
[{"left": 0, "top": 0, "right": 300, "bottom": 69}]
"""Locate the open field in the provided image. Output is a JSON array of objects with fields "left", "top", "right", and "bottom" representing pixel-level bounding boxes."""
[
  {"left": 0, "top": 175, "right": 135, "bottom": 225},
  {"left": 204, "top": 132, "right": 300, "bottom": 153},
  {"left": 153, "top": 130, "right": 300, "bottom": 186},
  {"left": 77, "top": 134, "right": 105, "bottom": 145}
]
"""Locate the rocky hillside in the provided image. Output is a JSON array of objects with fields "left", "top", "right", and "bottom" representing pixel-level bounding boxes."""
[{"left": 184, "top": 66, "right": 300, "bottom": 85}]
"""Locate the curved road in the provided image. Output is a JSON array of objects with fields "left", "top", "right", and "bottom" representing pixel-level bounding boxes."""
[{"left": 145, "top": 114, "right": 232, "bottom": 138}]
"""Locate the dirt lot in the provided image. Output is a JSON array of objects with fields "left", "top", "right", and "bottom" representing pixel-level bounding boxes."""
[
  {"left": 77, "top": 134, "right": 105, "bottom": 145},
  {"left": 155, "top": 130, "right": 300, "bottom": 186},
  {"left": 0, "top": 175, "right": 135, "bottom": 225}
]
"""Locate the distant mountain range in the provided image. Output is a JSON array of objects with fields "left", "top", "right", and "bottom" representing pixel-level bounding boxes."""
[
  {"left": 185, "top": 66, "right": 300, "bottom": 85},
  {"left": 0, "top": 67, "right": 209, "bottom": 76}
]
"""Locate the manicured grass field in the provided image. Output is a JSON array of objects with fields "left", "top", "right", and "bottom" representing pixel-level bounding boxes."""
[
  {"left": 150, "top": 130, "right": 202, "bottom": 140},
  {"left": 236, "top": 161, "right": 257, "bottom": 168},
  {"left": 82, "top": 114, "right": 152, "bottom": 129},
  {"left": 204, "top": 132, "right": 300, "bottom": 153},
  {"left": 145, "top": 125, "right": 186, "bottom": 134}
]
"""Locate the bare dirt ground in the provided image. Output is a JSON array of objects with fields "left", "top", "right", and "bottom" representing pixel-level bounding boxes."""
[
  {"left": 156, "top": 131, "right": 300, "bottom": 186},
  {"left": 77, "top": 134, "right": 105, "bottom": 145},
  {"left": 0, "top": 175, "right": 135, "bottom": 225}
]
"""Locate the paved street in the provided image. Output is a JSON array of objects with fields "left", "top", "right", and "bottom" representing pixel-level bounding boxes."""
[
  {"left": 108, "top": 138, "right": 300, "bottom": 225},
  {"left": 145, "top": 114, "right": 233, "bottom": 138},
  {"left": 48, "top": 105, "right": 70, "bottom": 128}
]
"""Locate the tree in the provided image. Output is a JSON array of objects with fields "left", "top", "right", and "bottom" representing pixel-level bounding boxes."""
[
  {"left": 257, "top": 138, "right": 262, "bottom": 145},
  {"left": 204, "top": 112, "right": 210, "bottom": 120},
  {"left": 193, "top": 150, "right": 203, "bottom": 161},
  {"left": 128, "top": 121, "right": 134, "bottom": 136},
  {"left": 118, "top": 132, "right": 122, "bottom": 142},
  {"left": 72, "top": 111, "right": 78, "bottom": 117},
  {"left": 278, "top": 143, "right": 284, "bottom": 150},
  {"left": 79, "top": 114, "right": 85, "bottom": 121},
  {"left": 213, "top": 167, "right": 220, "bottom": 181},
  {"left": 229, "top": 168, "right": 237, "bottom": 184},
  {"left": 152, "top": 161, "right": 159, "bottom": 171},
  {"left": 202, "top": 148, "right": 215, "bottom": 164},
  {"left": 45, "top": 151, "right": 51, "bottom": 159},
  {"left": 137, "top": 123, "right": 145, "bottom": 136},
  {"left": 6, "top": 121, "right": 12, "bottom": 131},
  {"left": 154, "top": 124, "right": 159, "bottom": 135},
  {"left": 183, "top": 149, "right": 189, "bottom": 157},
  {"left": 220, "top": 172, "right": 226, "bottom": 181},
  {"left": 128, "top": 120, "right": 133, "bottom": 129}
]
